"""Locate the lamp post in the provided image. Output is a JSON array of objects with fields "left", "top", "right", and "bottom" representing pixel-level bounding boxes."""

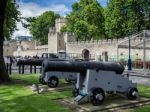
[
  {"left": 65, "top": 42, "right": 67, "bottom": 59},
  {"left": 128, "top": 33, "right": 132, "bottom": 70},
  {"left": 120, "top": 4, "right": 133, "bottom": 70},
  {"left": 143, "top": 30, "right": 146, "bottom": 69}
]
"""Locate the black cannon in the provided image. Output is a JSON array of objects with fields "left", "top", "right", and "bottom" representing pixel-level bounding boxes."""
[
  {"left": 17, "top": 59, "right": 43, "bottom": 66},
  {"left": 40, "top": 60, "right": 124, "bottom": 87},
  {"left": 41, "top": 60, "right": 138, "bottom": 105},
  {"left": 17, "top": 58, "right": 68, "bottom": 74},
  {"left": 42, "top": 60, "right": 124, "bottom": 75}
]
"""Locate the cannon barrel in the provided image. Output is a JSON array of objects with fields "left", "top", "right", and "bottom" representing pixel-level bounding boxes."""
[
  {"left": 42, "top": 60, "right": 125, "bottom": 75},
  {"left": 17, "top": 58, "right": 68, "bottom": 66},
  {"left": 17, "top": 59, "right": 43, "bottom": 66}
]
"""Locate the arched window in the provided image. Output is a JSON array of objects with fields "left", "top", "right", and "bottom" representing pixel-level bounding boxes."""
[{"left": 82, "top": 49, "right": 90, "bottom": 61}]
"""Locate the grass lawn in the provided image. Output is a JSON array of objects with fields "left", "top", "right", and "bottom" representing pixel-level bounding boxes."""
[
  {"left": 0, "top": 74, "right": 150, "bottom": 112},
  {"left": 0, "top": 74, "right": 72, "bottom": 112},
  {"left": 130, "top": 85, "right": 150, "bottom": 112}
]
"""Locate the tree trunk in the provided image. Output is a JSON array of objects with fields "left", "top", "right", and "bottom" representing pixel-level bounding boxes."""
[
  {"left": 0, "top": 38, "right": 10, "bottom": 82},
  {"left": 0, "top": 0, "right": 10, "bottom": 82}
]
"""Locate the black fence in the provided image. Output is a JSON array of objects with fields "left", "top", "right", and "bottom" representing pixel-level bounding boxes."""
[{"left": 6, "top": 62, "right": 42, "bottom": 75}]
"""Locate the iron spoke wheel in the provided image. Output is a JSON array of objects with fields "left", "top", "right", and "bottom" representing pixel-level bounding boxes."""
[
  {"left": 90, "top": 88, "right": 105, "bottom": 106},
  {"left": 127, "top": 87, "right": 138, "bottom": 100},
  {"left": 47, "top": 76, "right": 59, "bottom": 88}
]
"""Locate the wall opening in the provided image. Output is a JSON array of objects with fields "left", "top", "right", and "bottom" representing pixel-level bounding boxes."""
[{"left": 82, "top": 49, "right": 90, "bottom": 61}]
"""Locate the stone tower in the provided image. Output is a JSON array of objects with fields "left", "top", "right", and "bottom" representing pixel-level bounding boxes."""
[
  {"left": 48, "top": 17, "right": 76, "bottom": 53},
  {"left": 55, "top": 17, "right": 67, "bottom": 32}
]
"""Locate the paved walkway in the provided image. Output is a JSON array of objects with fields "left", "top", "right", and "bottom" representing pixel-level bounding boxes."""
[
  {"left": 129, "top": 75, "right": 150, "bottom": 86},
  {"left": 126, "top": 70, "right": 150, "bottom": 86}
]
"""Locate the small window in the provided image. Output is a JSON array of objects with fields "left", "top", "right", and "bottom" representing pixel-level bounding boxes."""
[{"left": 59, "top": 40, "right": 61, "bottom": 47}]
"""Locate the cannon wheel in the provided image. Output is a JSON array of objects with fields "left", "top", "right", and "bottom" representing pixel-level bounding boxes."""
[
  {"left": 127, "top": 87, "right": 138, "bottom": 100},
  {"left": 90, "top": 88, "right": 105, "bottom": 106},
  {"left": 47, "top": 76, "right": 59, "bottom": 88},
  {"left": 39, "top": 76, "right": 46, "bottom": 85},
  {"left": 72, "top": 87, "right": 79, "bottom": 97}
]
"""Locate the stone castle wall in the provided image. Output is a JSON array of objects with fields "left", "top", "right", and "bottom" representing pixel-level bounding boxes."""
[
  {"left": 67, "top": 38, "right": 150, "bottom": 61},
  {"left": 48, "top": 27, "right": 75, "bottom": 53},
  {"left": 42, "top": 18, "right": 150, "bottom": 61},
  {"left": 7, "top": 17, "right": 150, "bottom": 61},
  {"left": 55, "top": 17, "right": 67, "bottom": 32},
  {"left": 48, "top": 27, "right": 57, "bottom": 53},
  {"left": 13, "top": 47, "right": 48, "bottom": 57},
  {"left": 3, "top": 40, "right": 17, "bottom": 56}
]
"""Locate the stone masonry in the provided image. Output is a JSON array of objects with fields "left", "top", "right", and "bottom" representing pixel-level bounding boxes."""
[
  {"left": 5, "top": 17, "right": 150, "bottom": 61},
  {"left": 48, "top": 17, "right": 150, "bottom": 61}
]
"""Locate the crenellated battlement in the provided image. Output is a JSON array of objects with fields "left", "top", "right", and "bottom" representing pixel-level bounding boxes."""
[
  {"left": 67, "top": 39, "right": 122, "bottom": 45},
  {"left": 49, "top": 27, "right": 55, "bottom": 32},
  {"left": 55, "top": 17, "right": 67, "bottom": 24},
  {"left": 67, "top": 36, "right": 147, "bottom": 46},
  {"left": 55, "top": 17, "right": 67, "bottom": 32}
]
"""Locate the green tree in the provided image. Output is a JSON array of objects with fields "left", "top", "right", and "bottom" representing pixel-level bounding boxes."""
[
  {"left": 0, "top": 0, "right": 20, "bottom": 82},
  {"left": 143, "top": 0, "right": 150, "bottom": 30},
  {"left": 105, "top": 0, "right": 150, "bottom": 39},
  {"left": 26, "top": 11, "right": 59, "bottom": 45},
  {"left": 60, "top": 25, "right": 68, "bottom": 32},
  {"left": 104, "top": 0, "right": 125, "bottom": 38},
  {"left": 62, "top": 0, "right": 105, "bottom": 41}
]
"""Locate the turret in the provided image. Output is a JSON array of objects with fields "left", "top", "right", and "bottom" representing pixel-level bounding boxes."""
[{"left": 55, "top": 17, "right": 67, "bottom": 32}]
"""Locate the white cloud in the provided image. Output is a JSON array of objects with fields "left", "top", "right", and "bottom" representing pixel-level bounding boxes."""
[{"left": 13, "top": 2, "right": 71, "bottom": 37}]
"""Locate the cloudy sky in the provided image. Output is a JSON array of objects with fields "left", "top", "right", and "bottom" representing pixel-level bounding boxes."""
[{"left": 13, "top": 0, "right": 107, "bottom": 37}]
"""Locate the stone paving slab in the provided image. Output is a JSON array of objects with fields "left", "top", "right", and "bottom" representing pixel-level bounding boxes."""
[
  {"left": 129, "top": 75, "right": 150, "bottom": 86},
  {"left": 57, "top": 95, "right": 150, "bottom": 112},
  {"left": 29, "top": 83, "right": 74, "bottom": 93},
  {"left": 124, "top": 69, "right": 150, "bottom": 77}
]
